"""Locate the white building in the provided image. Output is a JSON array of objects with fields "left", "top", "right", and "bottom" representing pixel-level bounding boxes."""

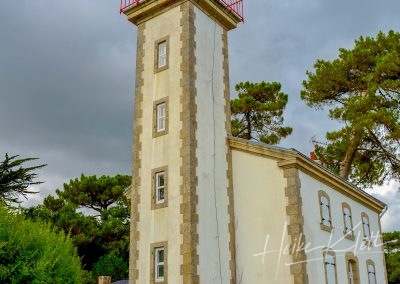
[
  {"left": 230, "top": 138, "right": 387, "bottom": 283},
  {"left": 121, "top": 0, "right": 388, "bottom": 283}
]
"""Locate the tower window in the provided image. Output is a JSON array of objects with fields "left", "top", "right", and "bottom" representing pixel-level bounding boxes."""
[
  {"left": 155, "top": 247, "right": 165, "bottom": 282},
  {"left": 157, "top": 103, "right": 166, "bottom": 132},
  {"left": 151, "top": 242, "right": 168, "bottom": 283},
  {"left": 155, "top": 171, "right": 165, "bottom": 204},
  {"left": 154, "top": 36, "right": 169, "bottom": 72},
  {"left": 153, "top": 98, "right": 168, "bottom": 137},
  {"left": 151, "top": 166, "right": 168, "bottom": 209},
  {"left": 158, "top": 41, "right": 167, "bottom": 68}
]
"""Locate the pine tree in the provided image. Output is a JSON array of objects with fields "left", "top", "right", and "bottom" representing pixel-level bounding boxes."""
[
  {"left": 231, "top": 81, "right": 292, "bottom": 144},
  {"left": 301, "top": 31, "right": 400, "bottom": 188},
  {"left": 0, "top": 153, "right": 46, "bottom": 203}
]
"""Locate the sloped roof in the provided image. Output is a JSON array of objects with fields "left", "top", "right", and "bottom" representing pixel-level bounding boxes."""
[{"left": 228, "top": 136, "right": 387, "bottom": 214}]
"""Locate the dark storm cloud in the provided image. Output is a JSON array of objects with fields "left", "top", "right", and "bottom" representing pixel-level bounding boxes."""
[
  {"left": 0, "top": 0, "right": 399, "bottom": 229},
  {"left": 0, "top": 1, "right": 136, "bottom": 199},
  {"left": 229, "top": 0, "right": 400, "bottom": 150}
]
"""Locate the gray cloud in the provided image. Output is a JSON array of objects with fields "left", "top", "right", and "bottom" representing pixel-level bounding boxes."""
[{"left": 1, "top": 0, "right": 399, "bottom": 229}]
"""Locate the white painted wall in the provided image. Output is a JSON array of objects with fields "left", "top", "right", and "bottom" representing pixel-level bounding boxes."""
[
  {"left": 194, "top": 6, "right": 232, "bottom": 283},
  {"left": 299, "top": 171, "right": 387, "bottom": 284},
  {"left": 232, "top": 149, "right": 293, "bottom": 283},
  {"left": 136, "top": 6, "right": 183, "bottom": 283}
]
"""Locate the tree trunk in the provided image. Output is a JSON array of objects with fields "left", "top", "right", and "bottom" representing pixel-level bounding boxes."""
[
  {"left": 245, "top": 111, "right": 252, "bottom": 140},
  {"left": 340, "top": 132, "right": 362, "bottom": 180}
]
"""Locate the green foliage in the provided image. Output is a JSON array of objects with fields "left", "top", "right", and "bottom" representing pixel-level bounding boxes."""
[
  {"left": 0, "top": 205, "right": 84, "bottom": 283},
  {"left": 0, "top": 153, "right": 46, "bottom": 203},
  {"left": 383, "top": 231, "right": 400, "bottom": 283},
  {"left": 57, "top": 174, "right": 131, "bottom": 213},
  {"left": 24, "top": 174, "right": 131, "bottom": 282},
  {"left": 97, "top": 205, "right": 130, "bottom": 261},
  {"left": 301, "top": 30, "right": 400, "bottom": 188},
  {"left": 92, "top": 253, "right": 128, "bottom": 281},
  {"left": 231, "top": 81, "right": 292, "bottom": 144}
]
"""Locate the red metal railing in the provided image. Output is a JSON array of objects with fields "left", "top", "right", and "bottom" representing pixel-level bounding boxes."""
[
  {"left": 217, "top": 0, "right": 244, "bottom": 22},
  {"left": 120, "top": 0, "right": 140, "bottom": 14},
  {"left": 120, "top": 0, "right": 244, "bottom": 22}
]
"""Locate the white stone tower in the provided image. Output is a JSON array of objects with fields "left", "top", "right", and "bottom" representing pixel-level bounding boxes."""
[{"left": 121, "top": 1, "right": 243, "bottom": 283}]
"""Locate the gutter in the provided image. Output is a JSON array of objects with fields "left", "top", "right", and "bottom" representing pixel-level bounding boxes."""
[{"left": 379, "top": 203, "right": 388, "bottom": 218}]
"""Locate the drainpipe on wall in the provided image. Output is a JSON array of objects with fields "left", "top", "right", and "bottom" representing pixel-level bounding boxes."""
[{"left": 379, "top": 204, "right": 388, "bottom": 218}]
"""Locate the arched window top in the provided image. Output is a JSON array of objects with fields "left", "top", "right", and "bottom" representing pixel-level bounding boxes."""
[
  {"left": 318, "top": 190, "right": 330, "bottom": 201},
  {"left": 342, "top": 201, "right": 350, "bottom": 209}
]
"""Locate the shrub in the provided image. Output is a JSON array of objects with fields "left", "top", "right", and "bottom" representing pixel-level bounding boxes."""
[
  {"left": 92, "top": 253, "right": 128, "bottom": 281},
  {"left": 0, "top": 206, "right": 84, "bottom": 283}
]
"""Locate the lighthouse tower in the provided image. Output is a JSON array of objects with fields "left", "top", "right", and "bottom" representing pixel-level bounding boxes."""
[{"left": 121, "top": 1, "right": 243, "bottom": 283}]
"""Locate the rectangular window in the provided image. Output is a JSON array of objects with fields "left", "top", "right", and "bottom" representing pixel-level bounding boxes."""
[
  {"left": 342, "top": 203, "right": 354, "bottom": 240},
  {"left": 348, "top": 260, "right": 354, "bottom": 284},
  {"left": 158, "top": 41, "right": 167, "bottom": 68},
  {"left": 344, "top": 208, "right": 352, "bottom": 232},
  {"left": 155, "top": 171, "right": 165, "bottom": 204},
  {"left": 151, "top": 166, "right": 168, "bottom": 210},
  {"left": 367, "top": 260, "right": 376, "bottom": 284},
  {"left": 157, "top": 103, "right": 166, "bottom": 132},
  {"left": 318, "top": 190, "right": 332, "bottom": 232},
  {"left": 153, "top": 98, "right": 168, "bottom": 138},
  {"left": 151, "top": 242, "right": 167, "bottom": 283},
  {"left": 324, "top": 250, "right": 337, "bottom": 284},
  {"left": 154, "top": 36, "right": 169, "bottom": 73},
  {"left": 362, "top": 213, "right": 371, "bottom": 239},
  {"left": 155, "top": 247, "right": 165, "bottom": 282},
  {"left": 321, "top": 196, "right": 331, "bottom": 226}
]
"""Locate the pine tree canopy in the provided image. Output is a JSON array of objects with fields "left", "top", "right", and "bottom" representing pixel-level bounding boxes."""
[
  {"left": 0, "top": 153, "right": 46, "bottom": 203},
  {"left": 231, "top": 81, "right": 292, "bottom": 144},
  {"left": 301, "top": 30, "right": 400, "bottom": 188}
]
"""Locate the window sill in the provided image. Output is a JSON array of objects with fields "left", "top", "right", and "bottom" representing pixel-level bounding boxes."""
[{"left": 320, "top": 223, "right": 333, "bottom": 233}]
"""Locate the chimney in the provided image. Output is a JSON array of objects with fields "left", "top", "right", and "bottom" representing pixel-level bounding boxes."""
[
  {"left": 310, "top": 152, "right": 317, "bottom": 161},
  {"left": 310, "top": 152, "right": 322, "bottom": 165}
]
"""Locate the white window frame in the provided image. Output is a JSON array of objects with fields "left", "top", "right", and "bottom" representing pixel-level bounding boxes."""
[
  {"left": 157, "top": 41, "right": 167, "bottom": 68},
  {"left": 151, "top": 241, "right": 167, "bottom": 283},
  {"left": 153, "top": 98, "right": 168, "bottom": 138},
  {"left": 156, "top": 103, "right": 166, "bottom": 132},
  {"left": 154, "top": 36, "right": 169, "bottom": 73},
  {"left": 155, "top": 171, "right": 165, "bottom": 204},
  {"left": 151, "top": 166, "right": 168, "bottom": 210},
  {"left": 155, "top": 247, "right": 165, "bottom": 282}
]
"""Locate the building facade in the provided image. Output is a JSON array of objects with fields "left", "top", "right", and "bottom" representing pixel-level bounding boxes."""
[
  {"left": 230, "top": 138, "right": 387, "bottom": 283},
  {"left": 121, "top": 1, "right": 387, "bottom": 283}
]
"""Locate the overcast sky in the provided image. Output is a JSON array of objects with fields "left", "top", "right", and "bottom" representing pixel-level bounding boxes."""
[{"left": 0, "top": 0, "right": 399, "bottom": 231}]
